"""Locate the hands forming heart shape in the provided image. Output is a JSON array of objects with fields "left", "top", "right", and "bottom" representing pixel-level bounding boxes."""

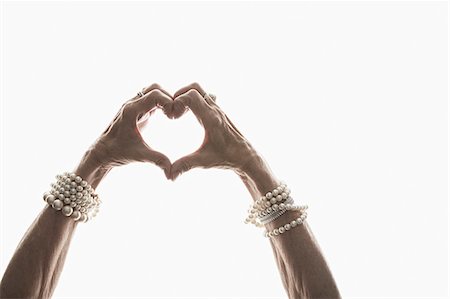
[
  {"left": 0, "top": 82, "right": 342, "bottom": 299},
  {"left": 87, "top": 82, "right": 259, "bottom": 183}
]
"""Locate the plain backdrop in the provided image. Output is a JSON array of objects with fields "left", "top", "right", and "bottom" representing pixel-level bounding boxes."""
[{"left": 1, "top": 1, "right": 448, "bottom": 298}]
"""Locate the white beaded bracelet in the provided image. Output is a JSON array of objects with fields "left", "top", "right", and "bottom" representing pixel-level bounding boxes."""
[
  {"left": 245, "top": 182, "right": 291, "bottom": 225},
  {"left": 260, "top": 203, "right": 308, "bottom": 225},
  {"left": 258, "top": 197, "right": 294, "bottom": 219},
  {"left": 43, "top": 172, "right": 101, "bottom": 222},
  {"left": 264, "top": 212, "right": 308, "bottom": 238},
  {"left": 261, "top": 183, "right": 291, "bottom": 208},
  {"left": 244, "top": 182, "right": 309, "bottom": 237}
]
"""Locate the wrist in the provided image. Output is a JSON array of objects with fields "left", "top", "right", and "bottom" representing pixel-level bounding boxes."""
[
  {"left": 74, "top": 146, "right": 112, "bottom": 189},
  {"left": 236, "top": 153, "right": 279, "bottom": 199}
]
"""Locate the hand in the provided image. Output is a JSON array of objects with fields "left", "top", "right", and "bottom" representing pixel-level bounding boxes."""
[
  {"left": 87, "top": 83, "right": 173, "bottom": 178},
  {"left": 169, "top": 83, "right": 259, "bottom": 180}
]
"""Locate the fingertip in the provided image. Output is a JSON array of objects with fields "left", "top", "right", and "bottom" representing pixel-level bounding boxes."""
[
  {"left": 163, "top": 164, "right": 172, "bottom": 180},
  {"left": 170, "top": 171, "right": 180, "bottom": 181},
  {"left": 169, "top": 162, "right": 182, "bottom": 181},
  {"left": 160, "top": 161, "right": 171, "bottom": 174},
  {"left": 161, "top": 102, "right": 174, "bottom": 119},
  {"left": 146, "top": 83, "right": 162, "bottom": 91},
  {"left": 172, "top": 100, "right": 188, "bottom": 119},
  {"left": 152, "top": 152, "right": 171, "bottom": 173}
]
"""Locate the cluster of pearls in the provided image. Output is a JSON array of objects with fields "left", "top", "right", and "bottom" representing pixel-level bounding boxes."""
[
  {"left": 42, "top": 172, "right": 101, "bottom": 223},
  {"left": 258, "top": 196, "right": 294, "bottom": 219},
  {"left": 260, "top": 202, "right": 308, "bottom": 225},
  {"left": 245, "top": 182, "right": 292, "bottom": 227},
  {"left": 244, "top": 182, "right": 309, "bottom": 238},
  {"left": 264, "top": 212, "right": 308, "bottom": 238}
]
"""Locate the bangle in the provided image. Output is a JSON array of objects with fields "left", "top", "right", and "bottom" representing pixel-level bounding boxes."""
[
  {"left": 260, "top": 203, "right": 308, "bottom": 225},
  {"left": 43, "top": 172, "right": 101, "bottom": 222}
]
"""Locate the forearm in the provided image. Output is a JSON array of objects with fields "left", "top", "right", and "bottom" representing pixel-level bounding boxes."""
[
  {"left": 0, "top": 205, "right": 78, "bottom": 298},
  {"left": 238, "top": 155, "right": 340, "bottom": 299},
  {"left": 0, "top": 149, "right": 110, "bottom": 298}
]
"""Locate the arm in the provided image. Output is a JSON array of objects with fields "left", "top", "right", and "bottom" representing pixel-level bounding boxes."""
[
  {"left": 169, "top": 83, "right": 340, "bottom": 299},
  {"left": 0, "top": 151, "right": 110, "bottom": 299},
  {"left": 240, "top": 157, "right": 340, "bottom": 298},
  {"left": 0, "top": 84, "right": 173, "bottom": 298}
]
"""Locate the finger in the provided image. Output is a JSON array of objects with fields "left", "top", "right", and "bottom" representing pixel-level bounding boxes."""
[
  {"left": 131, "top": 83, "right": 172, "bottom": 103},
  {"left": 129, "top": 89, "right": 173, "bottom": 119},
  {"left": 174, "top": 83, "right": 219, "bottom": 110},
  {"left": 170, "top": 152, "right": 204, "bottom": 181},
  {"left": 137, "top": 147, "right": 172, "bottom": 179},
  {"left": 174, "top": 82, "right": 207, "bottom": 98},
  {"left": 173, "top": 89, "right": 214, "bottom": 125},
  {"left": 142, "top": 83, "right": 172, "bottom": 99},
  {"left": 127, "top": 84, "right": 172, "bottom": 121},
  {"left": 203, "top": 93, "right": 218, "bottom": 106},
  {"left": 202, "top": 93, "right": 216, "bottom": 106},
  {"left": 173, "top": 83, "right": 218, "bottom": 107}
]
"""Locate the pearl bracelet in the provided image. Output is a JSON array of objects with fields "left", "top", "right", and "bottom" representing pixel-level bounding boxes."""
[
  {"left": 264, "top": 211, "right": 308, "bottom": 238},
  {"left": 244, "top": 182, "right": 309, "bottom": 237},
  {"left": 43, "top": 172, "right": 101, "bottom": 222},
  {"left": 260, "top": 204, "right": 308, "bottom": 225},
  {"left": 245, "top": 182, "right": 291, "bottom": 225},
  {"left": 258, "top": 197, "right": 294, "bottom": 219}
]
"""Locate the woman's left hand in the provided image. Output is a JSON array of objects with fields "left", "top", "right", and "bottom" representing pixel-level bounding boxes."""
[{"left": 169, "top": 83, "right": 259, "bottom": 180}]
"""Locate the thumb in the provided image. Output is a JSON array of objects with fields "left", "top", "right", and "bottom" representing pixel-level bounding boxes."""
[
  {"left": 139, "top": 148, "right": 172, "bottom": 179},
  {"left": 170, "top": 152, "right": 203, "bottom": 181}
]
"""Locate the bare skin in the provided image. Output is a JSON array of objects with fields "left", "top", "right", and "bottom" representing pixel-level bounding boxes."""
[
  {"left": 0, "top": 84, "right": 173, "bottom": 298},
  {"left": 170, "top": 83, "right": 341, "bottom": 299},
  {"left": 0, "top": 83, "right": 340, "bottom": 299}
]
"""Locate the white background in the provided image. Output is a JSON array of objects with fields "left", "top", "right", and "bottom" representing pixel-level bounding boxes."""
[{"left": 1, "top": 1, "right": 448, "bottom": 298}]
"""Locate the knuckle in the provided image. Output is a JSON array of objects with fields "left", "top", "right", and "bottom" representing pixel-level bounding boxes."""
[
  {"left": 181, "top": 161, "right": 191, "bottom": 172},
  {"left": 121, "top": 100, "right": 130, "bottom": 109},
  {"left": 148, "top": 83, "right": 161, "bottom": 90},
  {"left": 122, "top": 102, "right": 136, "bottom": 117},
  {"left": 186, "top": 89, "right": 201, "bottom": 99},
  {"left": 148, "top": 89, "right": 164, "bottom": 98},
  {"left": 211, "top": 113, "right": 224, "bottom": 126},
  {"left": 190, "top": 82, "right": 201, "bottom": 90},
  {"left": 138, "top": 90, "right": 161, "bottom": 106}
]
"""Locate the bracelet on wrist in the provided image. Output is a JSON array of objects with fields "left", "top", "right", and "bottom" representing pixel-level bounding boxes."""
[
  {"left": 43, "top": 172, "right": 101, "bottom": 223},
  {"left": 264, "top": 211, "right": 308, "bottom": 238},
  {"left": 244, "top": 182, "right": 308, "bottom": 237}
]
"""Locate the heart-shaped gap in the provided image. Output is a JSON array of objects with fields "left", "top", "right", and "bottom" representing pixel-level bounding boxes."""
[{"left": 139, "top": 108, "right": 205, "bottom": 163}]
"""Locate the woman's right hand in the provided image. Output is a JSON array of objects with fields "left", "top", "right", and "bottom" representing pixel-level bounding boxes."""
[
  {"left": 77, "top": 84, "right": 174, "bottom": 184},
  {"left": 169, "top": 83, "right": 262, "bottom": 181}
]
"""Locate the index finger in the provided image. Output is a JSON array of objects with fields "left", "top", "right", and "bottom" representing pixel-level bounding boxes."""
[
  {"left": 173, "top": 89, "right": 215, "bottom": 126},
  {"left": 141, "top": 83, "right": 172, "bottom": 99},
  {"left": 174, "top": 82, "right": 207, "bottom": 98},
  {"left": 130, "top": 83, "right": 172, "bottom": 101},
  {"left": 128, "top": 89, "right": 173, "bottom": 120}
]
